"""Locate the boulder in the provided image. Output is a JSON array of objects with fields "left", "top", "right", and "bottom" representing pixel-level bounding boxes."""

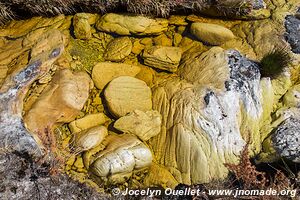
[
  {"left": 96, "top": 13, "right": 168, "bottom": 35},
  {"left": 190, "top": 22, "right": 235, "bottom": 45},
  {"left": 104, "top": 37, "right": 132, "bottom": 61},
  {"left": 104, "top": 76, "right": 152, "bottom": 118},
  {"left": 114, "top": 110, "right": 162, "bottom": 141},
  {"left": 24, "top": 69, "right": 93, "bottom": 133},
  {"left": 69, "top": 113, "right": 108, "bottom": 133},
  {"left": 90, "top": 134, "right": 152, "bottom": 184},
  {"left": 142, "top": 46, "right": 182, "bottom": 72},
  {"left": 91, "top": 62, "right": 141, "bottom": 89},
  {"left": 150, "top": 49, "right": 263, "bottom": 185},
  {"left": 73, "top": 13, "right": 92, "bottom": 39}
]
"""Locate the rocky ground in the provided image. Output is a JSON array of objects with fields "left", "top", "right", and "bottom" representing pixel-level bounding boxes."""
[{"left": 0, "top": 0, "right": 299, "bottom": 199}]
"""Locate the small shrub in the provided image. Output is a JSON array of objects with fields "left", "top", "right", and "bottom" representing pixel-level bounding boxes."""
[{"left": 260, "top": 48, "right": 291, "bottom": 79}]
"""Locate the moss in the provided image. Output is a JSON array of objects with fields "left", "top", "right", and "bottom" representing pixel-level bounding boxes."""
[{"left": 260, "top": 48, "right": 291, "bottom": 79}]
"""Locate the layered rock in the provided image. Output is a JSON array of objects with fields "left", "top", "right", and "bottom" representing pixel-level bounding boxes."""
[
  {"left": 104, "top": 76, "right": 152, "bottom": 118},
  {"left": 104, "top": 37, "right": 132, "bottom": 61},
  {"left": 149, "top": 48, "right": 264, "bottom": 184},
  {"left": 114, "top": 110, "right": 162, "bottom": 141},
  {"left": 142, "top": 46, "right": 182, "bottom": 72},
  {"left": 96, "top": 13, "right": 168, "bottom": 35},
  {"left": 92, "top": 62, "right": 141, "bottom": 89},
  {"left": 90, "top": 134, "right": 152, "bottom": 184}
]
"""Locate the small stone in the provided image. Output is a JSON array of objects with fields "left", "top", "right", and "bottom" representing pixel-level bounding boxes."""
[
  {"left": 168, "top": 15, "right": 188, "bottom": 26},
  {"left": 190, "top": 22, "right": 235, "bottom": 45},
  {"left": 74, "top": 125, "right": 108, "bottom": 151},
  {"left": 92, "top": 62, "right": 141, "bottom": 89},
  {"left": 104, "top": 37, "right": 132, "bottom": 61},
  {"left": 140, "top": 38, "right": 153, "bottom": 46},
  {"left": 96, "top": 13, "right": 168, "bottom": 35},
  {"left": 132, "top": 40, "right": 145, "bottom": 54},
  {"left": 283, "top": 84, "right": 300, "bottom": 107},
  {"left": 114, "top": 110, "right": 162, "bottom": 141},
  {"left": 104, "top": 76, "right": 152, "bottom": 118},
  {"left": 173, "top": 33, "right": 182, "bottom": 46},
  {"left": 142, "top": 46, "right": 182, "bottom": 72},
  {"left": 73, "top": 13, "right": 92, "bottom": 39},
  {"left": 69, "top": 113, "right": 108, "bottom": 133},
  {"left": 153, "top": 34, "right": 172, "bottom": 46}
]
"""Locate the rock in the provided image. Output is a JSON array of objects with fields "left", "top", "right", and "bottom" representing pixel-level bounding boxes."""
[
  {"left": 153, "top": 34, "right": 172, "bottom": 46},
  {"left": 178, "top": 47, "right": 229, "bottom": 89},
  {"left": 90, "top": 134, "right": 152, "bottom": 184},
  {"left": 142, "top": 46, "right": 182, "bottom": 72},
  {"left": 272, "top": 117, "right": 300, "bottom": 163},
  {"left": 104, "top": 76, "right": 152, "bottom": 118},
  {"left": 24, "top": 69, "right": 93, "bottom": 134},
  {"left": 285, "top": 15, "right": 300, "bottom": 54},
  {"left": 73, "top": 13, "right": 92, "bottom": 39},
  {"left": 190, "top": 22, "right": 235, "bottom": 45},
  {"left": 168, "top": 15, "right": 188, "bottom": 26},
  {"left": 114, "top": 110, "right": 162, "bottom": 141},
  {"left": 283, "top": 84, "right": 300, "bottom": 107},
  {"left": 104, "top": 37, "right": 133, "bottom": 61},
  {"left": 173, "top": 33, "right": 182, "bottom": 47},
  {"left": 91, "top": 62, "right": 141, "bottom": 89},
  {"left": 150, "top": 49, "right": 263, "bottom": 185},
  {"left": 96, "top": 13, "right": 168, "bottom": 35},
  {"left": 74, "top": 126, "right": 108, "bottom": 152},
  {"left": 69, "top": 113, "right": 108, "bottom": 133}
]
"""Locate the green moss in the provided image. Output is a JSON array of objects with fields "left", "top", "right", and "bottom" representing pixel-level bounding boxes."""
[{"left": 260, "top": 48, "right": 291, "bottom": 79}]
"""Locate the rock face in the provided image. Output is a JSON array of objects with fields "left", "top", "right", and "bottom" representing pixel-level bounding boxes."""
[
  {"left": 272, "top": 117, "right": 300, "bottom": 163},
  {"left": 73, "top": 13, "right": 92, "bottom": 39},
  {"left": 150, "top": 48, "right": 263, "bottom": 184},
  {"left": 114, "top": 110, "right": 162, "bottom": 141},
  {"left": 190, "top": 22, "right": 235, "bottom": 45},
  {"left": 90, "top": 134, "right": 152, "bottom": 184},
  {"left": 104, "top": 37, "right": 132, "bottom": 61},
  {"left": 96, "top": 13, "right": 168, "bottom": 35},
  {"left": 142, "top": 46, "right": 182, "bottom": 72},
  {"left": 69, "top": 113, "right": 108, "bottom": 133},
  {"left": 104, "top": 76, "right": 152, "bottom": 118},
  {"left": 92, "top": 62, "right": 141, "bottom": 89},
  {"left": 24, "top": 69, "right": 93, "bottom": 136},
  {"left": 0, "top": 29, "right": 65, "bottom": 157}
]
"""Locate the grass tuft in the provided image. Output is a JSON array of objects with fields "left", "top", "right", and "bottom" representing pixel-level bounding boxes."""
[{"left": 260, "top": 47, "right": 291, "bottom": 79}]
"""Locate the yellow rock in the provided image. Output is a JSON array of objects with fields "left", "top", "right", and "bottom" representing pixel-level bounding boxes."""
[
  {"left": 73, "top": 13, "right": 92, "bottom": 39},
  {"left": 91, "top": 62, "right": 141, "bottom": 89},
  {"left": 173, "top": 33, "right": 182, "bottom": 47},
  {"left": 104, "top": 37, "right": 132, "bottom": 61},
  {"left": 153, "top": 34, "right": 172, "bottom": 46},
  {"left": 144, "top": 163, "right": 178, "bottom": 189},
  {"left": 131, "top": 39, "right": 145, "bottom": 55},
  {"left": 104, "top": 76, "right": 152, "bottom": 118},
  {"left": 142, "top": 46, "right": 182, "bottom": 72},
  {"left": 114, "top": 110, "right": 162, "bottom": 141},
  {"left": 168, "top": 15, "right": 188, "bottom": 26},
  {"left": 283, "top": 84, "right": 300, "bottom": 107},
  {"left": 24, "top": 69, "right": 93, "bottom": 134},
  {"left": 69, "top": 113, "right": 108, "bottom": 133},
  {"left": 135, "top": 65, "right": 155, "bottom": 87},
  {"left": 140, "top": 38, "right": 153, "bottom": 46},
  {"left": 178, "top": 47, "right": 229, "bottom": 90},
  {"left": 96, "top": 13, "right": 168, "bottom": 35},
  {"left": 190, "top": 22, "right": 235, "bottom": 45},
  {"left": 74, "top": 126, "right": 108, "bottom": 152}
]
